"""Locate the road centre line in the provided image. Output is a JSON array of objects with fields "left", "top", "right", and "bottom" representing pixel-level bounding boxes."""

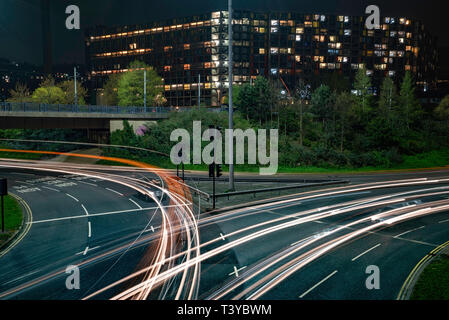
[
  {"left": 88, "top": 221, "right": 92, "bottom": 238},
  {"left": 25, "top": 200, "right": 193, "bottom": 225},
  {"left": 351, "top": 243, "right": 382, "bottom": 261},
  {"left": 299, "top": 270, "right": 338, "bottom": 298},
  {"left": 394, "top": 226, "right": 425, "bottom": 239}
]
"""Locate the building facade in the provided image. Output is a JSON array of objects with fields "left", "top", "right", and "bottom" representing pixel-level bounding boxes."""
[{"left": 85, "top": 10, "right": 438, "bottom": 107}]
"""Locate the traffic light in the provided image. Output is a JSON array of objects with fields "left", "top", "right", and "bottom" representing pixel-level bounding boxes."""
[
  {"left": 216, "top": 164, "right": 223, "bottom": 178},
  {"left": 209, "top": 164, "right": 215, "bottom": 178},
  {"left": 0, "top": 178, "right": 7, "bottom": 196}
]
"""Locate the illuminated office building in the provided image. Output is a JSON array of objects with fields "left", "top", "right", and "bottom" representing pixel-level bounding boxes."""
[{"left": 85, "top": 10, "right": 438, "bottom": 107}]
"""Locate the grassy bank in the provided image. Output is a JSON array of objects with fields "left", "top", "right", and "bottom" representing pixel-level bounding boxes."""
[
  {"left": 96, "top": 149, "right": 449, "bottom": 174},
  {"left": 0, "top": 195, "right": 24, "bottom": 247},
  {"left": 411, "top": 254, "right": 449, "bottom": 300}
]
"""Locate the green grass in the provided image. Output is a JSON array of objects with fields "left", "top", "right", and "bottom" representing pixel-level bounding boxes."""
[
  {"left": 0, "top": 151, "right": 45, "bottom": 161},
  {"left": 94, "top": 149, "right": 449, "bottom": 174},
  {"left": 411, "top": 254, "right": 449, "bottom": 300},
  {"left": 0, "top": 195, "right": 24, "bottom": 246}
]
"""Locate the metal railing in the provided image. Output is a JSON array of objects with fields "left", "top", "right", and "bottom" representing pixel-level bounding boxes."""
[{"left": 0, "top": 102, "right": 223, "bottom": 115}]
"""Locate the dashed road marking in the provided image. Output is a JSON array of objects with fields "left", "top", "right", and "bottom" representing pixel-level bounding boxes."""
[
  {"left": 106, "top": 188, "right": 124, "bottom": 196},
  {"left": 76, "top": 246, "right": 100, "bottom": 256},
  {"left": 88, "top": 221, "right": 92, "bottom": 238},
  {"left": 220, "top": 233, "right": 226, "bottom": 241},
  {"left": 42, "top": 186, "right": 59, "bottom": 192},
  {"left": 351, "top": 243, "right": 381, "bottom": 261},
  {"left": 299, "top": 270, "right": 338, "bottom": 299},
  {"left": 394, "top": 226, "right": 425, "bottom": 239},
  {"left": 228, "top": 266, "right": 247, "bottom": 278}
]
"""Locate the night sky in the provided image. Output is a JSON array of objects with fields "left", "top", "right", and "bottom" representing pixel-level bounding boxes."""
[{"left": 1, "top": 0, "right": 448, "bottom": 66}]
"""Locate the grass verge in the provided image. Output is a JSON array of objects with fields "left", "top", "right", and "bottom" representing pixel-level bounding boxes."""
[
  {"left": 0, "top": 195, "right": 24, "bottom": 247},
  {"left": 96, "top": 149, "right": 449, "bottom": 174},
  {"left": 410, "top": 254, "right": 449, "bottom": 300}
]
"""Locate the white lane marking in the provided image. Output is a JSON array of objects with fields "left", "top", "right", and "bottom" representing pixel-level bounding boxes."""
[
  {"left": 351, "top": 244, "right": 382, "bottom": 261},
  {"left": 77, "top": 181, "right": 98, "bottom": 187},
  {"left": 439, "top": 218, "right": 449, "bottom": 224},
  {"left": 299, "top": 270, "right": 338, "bottom": 299},
  {"left": 228, "top": 266, "right": 247, "bottom": 278},
  {"left": 106, "top": 188, "right": 124, "bottom": 196},
  {"left": 393, "top": 226, "right": 425, "bottom": 239},
  {"left": 42, "top": 186, "right": 59, "bottom": 192},
  {"left": 220, "top": 233, "right": 226, "bottom": 241},
  {"left": 28, "top": 204, "right": 187, "bottom": 225},
  {"left": 129, "top": 198, "right": 142, "bottom": 210},
  {"left": 394, "top": 238, "right": 437, "bottom": 247},
  {"left": 66, "top": 193, "right": 79, "bottom": 202},
  {"left": 81, "top": 204, "right": 89, "bottom": 216},
  {"left": 83, "top": 246, "right": 89, "bottom": 256},
  {"left": 76, "top": 246, "right": 100, "bottom": 256},
  {"left": 314, "top": 221, "right": 325, "bottom": 224},
  {"left": 88, "top": 221, "right": 92, "bottom": 238},
  {"left": 143, "top": 225, "right": 160, "bottom": 233},
  {"left": 291, "top": 235, "right": 315, "bottom": 247}
]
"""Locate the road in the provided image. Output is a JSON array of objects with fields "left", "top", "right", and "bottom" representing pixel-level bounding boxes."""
[{"left": 1, "top": 158, "right": 449, "bottom": 300}]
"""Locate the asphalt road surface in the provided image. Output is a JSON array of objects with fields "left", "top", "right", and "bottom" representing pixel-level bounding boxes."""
[{"left": 1, "top": 158, "right": 449, "bottom": 300}]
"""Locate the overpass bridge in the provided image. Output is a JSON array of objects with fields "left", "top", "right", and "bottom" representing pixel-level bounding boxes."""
[{"left": 0, "top": 102, "right": 177, "bottom": 130}]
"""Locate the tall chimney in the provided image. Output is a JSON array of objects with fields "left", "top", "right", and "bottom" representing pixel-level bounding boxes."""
[{"left": 41, "top": 0, "right": 52, "bottom": 74}]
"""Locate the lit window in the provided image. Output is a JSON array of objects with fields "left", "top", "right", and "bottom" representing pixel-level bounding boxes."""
[
  {"left": 296, "top": 35, "right": 302, "bottom": 41},
  {"left": 259, "top": 48, "right": 266, "bottom": 54},
  {"left": 344, "top": 29, "right": 351, "bottom": 36},
  {"left": 270, "top": 47, "right": 279, "bottom": 54},
  {"left": 129, "top": 43, "right": 137, "bottom": 50},
  {"left": 184, "top": 64, "right": 191, "bottom": 70},
  {"left": 271, "top": 27, "right": 278, "bottom": 33}
]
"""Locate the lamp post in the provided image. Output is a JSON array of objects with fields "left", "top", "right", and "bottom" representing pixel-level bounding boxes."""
[{"left": 228, "top": 0, "right": 235, "bottom": 191}]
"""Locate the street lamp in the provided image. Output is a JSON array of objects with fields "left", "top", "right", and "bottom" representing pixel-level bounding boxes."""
[{"left": 228, "top": 0, "right": 235, "bottom": 191}]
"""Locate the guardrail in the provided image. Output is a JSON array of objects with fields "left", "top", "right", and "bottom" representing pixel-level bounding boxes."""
[
  {"left": 212, "top": 180, "right": 348, "bottom": 200},
  {"left": 0, "top": 102, "right": 223, "bottom": 115}
]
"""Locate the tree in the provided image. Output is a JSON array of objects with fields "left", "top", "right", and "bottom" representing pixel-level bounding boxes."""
[
  {"left": 117, "top": 60, "right": 163, "bottom": 107},
  {"left": 398, "top": 71, "right": 422, "bottom": 131},
  {"left": 335, "top": 92, "right": 354, "bottom": 152},
  {"left": 378, "top": 77, "right": 398, "bottom": 128},
  {"left": 102, "top": 74, "right": 120, "bottom": 106},
  {"left": 8, "top": 83, "right": 31, "bottom": 102},
  {"left": 58, "top": 80, "right": 87, "bottom": 105},
  {"left": 353, "top": 67, "right": 373, "bottom": 118},
  {"left": 435, "top": 95, "right": 449, "bottom": 120},
  {"left": 32, "top": 86, "right": 65, "bottom": 104},
  {"left": 293, "top": 79, "right": 312, "bottom": 146},
  {"left": 310, "top": 85, "right": 334, "bottom": 123}
]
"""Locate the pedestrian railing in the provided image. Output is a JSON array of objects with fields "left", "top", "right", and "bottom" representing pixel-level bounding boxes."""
[{"left": 0, "top": 102, "right": 222, "bottom": 115}]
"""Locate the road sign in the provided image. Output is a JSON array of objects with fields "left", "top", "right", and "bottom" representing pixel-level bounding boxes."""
[
  {"left": 0, "top": 178, "right": 6, "bottom": 233},
  {"left": 0, "top": 178, "right": 7, "bottom": 196},
  {"left": 216, "top": 164, "right": 223, "bottom": 178}
]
